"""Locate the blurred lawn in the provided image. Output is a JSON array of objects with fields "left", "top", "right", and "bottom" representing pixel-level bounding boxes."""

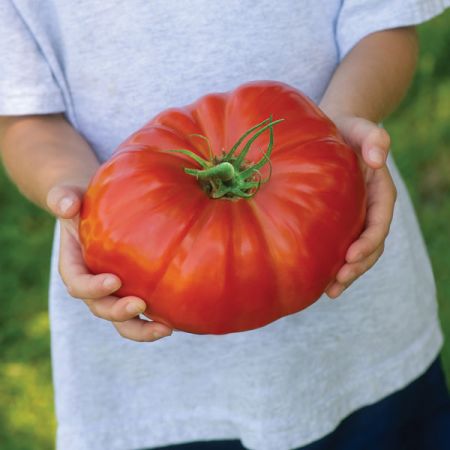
[{"left": 1, "top": 10, "right": 450, "bottom": 450}]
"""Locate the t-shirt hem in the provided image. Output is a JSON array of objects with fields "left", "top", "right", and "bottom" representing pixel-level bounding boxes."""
[
  {"left": 56, "top": 320, "right": 443, "bottom": 450},
  {"left": 0, "top": 92, "right": 66, "bottom": 115},
  {"left": 338, "top": 0, "right": 450, "bottom": 60}
]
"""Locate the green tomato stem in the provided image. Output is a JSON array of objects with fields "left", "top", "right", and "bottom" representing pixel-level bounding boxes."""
[
  {"left": 167, "top": 116, "right": 284, "bottom": 200},
  {"left": 185, "top": 162, "right": 235, "bottom": 181}
]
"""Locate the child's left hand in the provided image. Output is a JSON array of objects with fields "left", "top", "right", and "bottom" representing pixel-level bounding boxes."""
[{"left": 325, "top": 116, "right": 397, "bottom": 298}]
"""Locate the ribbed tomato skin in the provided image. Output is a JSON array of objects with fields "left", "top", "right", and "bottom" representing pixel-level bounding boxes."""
[{"left": 79, "top": 81, "right": 366, "bottom": 334}]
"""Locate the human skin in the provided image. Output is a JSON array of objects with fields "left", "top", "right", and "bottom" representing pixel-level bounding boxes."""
[{"left": 0, "top": 26, "right": 418, "bottom": 342}]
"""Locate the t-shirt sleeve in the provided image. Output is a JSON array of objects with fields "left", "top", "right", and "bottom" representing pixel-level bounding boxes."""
[
  {"left": 0, "top": 0, "right": 65, "bottom": 115},
  {"left": 336, "top": 0, "right": 450, "bottom": 60}
]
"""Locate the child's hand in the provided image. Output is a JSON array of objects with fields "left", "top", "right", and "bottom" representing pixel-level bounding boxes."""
[
  {"left": 46, "top": 185, "right": 174, "bottom": 342},
  {"left": 325, "top": 116, "right": 397, "bottom": 298}
]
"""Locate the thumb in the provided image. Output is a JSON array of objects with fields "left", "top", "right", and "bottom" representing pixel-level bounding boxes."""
[
  {"left": 46, "top": 185, "right": 84, "bottom": 219},
  {"left": 334, "top": 117, "right": 391, "bottom": 169}
]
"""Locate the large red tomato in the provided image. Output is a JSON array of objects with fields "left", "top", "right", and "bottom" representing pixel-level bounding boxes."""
[{"left": 79, "top": 81, "right": 366, "bottom": 334}]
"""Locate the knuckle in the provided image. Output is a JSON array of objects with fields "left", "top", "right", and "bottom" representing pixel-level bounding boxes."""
[
  {"left": 371, "top": 221, "right": 389, "bottom": 241},
  {"left": 66, "top": 283, "right": 77, "bottom": 297},
  {"left": 362, "top": 262, "right": 375, "bottom": 275},
  {"left": 58, "top": 266, "right": 71, "bottom": 289},
  {"left": 361, "top": 258, "right": 374, "bottom": 274},
  {"left": 89, "top": 305, "right": 102, "bottom": 319},
  {"left": 349, "top": 269, "right": 359, "bottom": 280},
  {"left": 346, "top": 275, "right": 358, "bottom": 288},
  {"left": 374, "top": 231, "right": 388, "bottom": 248},
  {"left": 392, "top": 184, "right": 398, "bottom": 201},
  {"left": 382, "top": 222, "right": 391, "bottom": 238},
  {"left": 367, "top": 246, "right": 384, "bottom": 268},
  {"left": 385, "top": 221, "right": 393, "bottom": 237},
  {"left": 379, "top": 128, "right": 391, "bottom": 147}
]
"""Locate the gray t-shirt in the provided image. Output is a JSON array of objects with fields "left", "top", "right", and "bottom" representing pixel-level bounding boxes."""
[{"left": 1, "top": 1, "right": 449, "bottom": 449}]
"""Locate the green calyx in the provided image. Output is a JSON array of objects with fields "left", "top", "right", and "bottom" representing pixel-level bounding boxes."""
[{"left": 167, "top": 116, "right": 283, "bottom": 200}]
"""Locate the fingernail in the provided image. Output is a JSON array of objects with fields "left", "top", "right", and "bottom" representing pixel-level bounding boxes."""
[
  {"left": 126, "top": 302, "right": 145, "bottom": 315},
  {"left": 103, "top": 276, "right": 119, "bottom": 290},
  {"left": 368, "top": 148, "right": 384, "bottom": 165},
  {"left": 59, "top": 197, "right": 74, "bottom": 214}
]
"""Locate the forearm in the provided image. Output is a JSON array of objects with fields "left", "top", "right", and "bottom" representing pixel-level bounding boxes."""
[
  {"left": 320, "top": 27, "right": 419, "bottom": 122},
  {"left": 0, "top": 114, "right": 99, "bottom": 211}
]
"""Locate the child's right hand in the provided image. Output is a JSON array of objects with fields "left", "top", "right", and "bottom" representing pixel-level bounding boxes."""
[{"left": 46, "top": 185, "right": 174, "bottom": 342}]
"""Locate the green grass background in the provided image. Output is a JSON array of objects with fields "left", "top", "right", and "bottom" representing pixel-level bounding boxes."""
[{"left": 0, "top": 11, "right": 449, "bottom": 450}]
